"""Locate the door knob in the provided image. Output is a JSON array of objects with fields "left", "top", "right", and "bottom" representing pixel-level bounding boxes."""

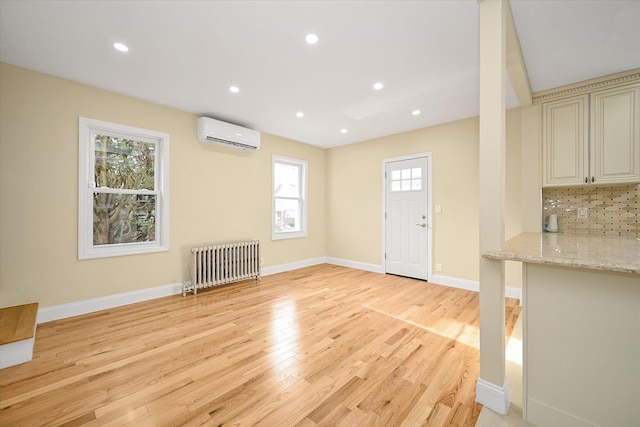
[{"left": 416, "top": 223, "right": 426, "bottom": 228}]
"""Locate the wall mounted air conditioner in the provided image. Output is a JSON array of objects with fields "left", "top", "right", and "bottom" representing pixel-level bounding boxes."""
[{"left": 197, "top": 117, "right": 261, "bottom": 151}]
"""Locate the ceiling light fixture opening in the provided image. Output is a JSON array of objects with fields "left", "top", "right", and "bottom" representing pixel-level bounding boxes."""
[
  {"left": 341, "top": 128, "right": 348, "bottom": 134},
  {"left": 305, "top": 33, "right": 319, "bottom": 44},
  {"left": 113, "top": 42, "right": 129, "bottom": 52},
  {"left": 296, "top": 112, "right": 304, "bottom": 118},
  {"left": 373, "top": 82, "right": 384, "bottom": 90},
  {"left": 412, "top": 110, "right": 421, "bottom": 116},
  {"left": 229, "top": 86, "right": 240, "bottom": 93}
]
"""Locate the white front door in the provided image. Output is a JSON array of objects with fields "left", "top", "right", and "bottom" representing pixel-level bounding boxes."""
[{"left": 385, "top": 156, "right": 430, "bottom": 280}]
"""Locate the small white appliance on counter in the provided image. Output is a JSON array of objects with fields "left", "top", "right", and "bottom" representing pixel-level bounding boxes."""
[{"left": 546, "top": 214, "right": 558, "bottom": 232}]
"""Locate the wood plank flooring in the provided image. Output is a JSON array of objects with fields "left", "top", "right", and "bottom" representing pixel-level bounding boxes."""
[{"left": 0, "top": 264, "right": 520, "bottom": 426}]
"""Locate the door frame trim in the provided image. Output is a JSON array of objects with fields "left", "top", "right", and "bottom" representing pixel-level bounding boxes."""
[{"left": 382, "top": 152, "right": 433, "bottom": 281}]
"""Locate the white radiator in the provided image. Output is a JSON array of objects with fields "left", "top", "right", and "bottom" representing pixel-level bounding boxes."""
[{"left": 184, "top": 240, "right": 260, "bottom": 296}]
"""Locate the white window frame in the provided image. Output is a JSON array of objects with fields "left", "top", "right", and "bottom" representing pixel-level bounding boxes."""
[
  {"left": 272, "top": 155, "right": 308, "bottom": 240},
  {"left": 78, "top": 117, "right": 170, "bottom": 259}
]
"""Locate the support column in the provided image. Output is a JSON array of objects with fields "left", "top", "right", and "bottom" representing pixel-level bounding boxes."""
[{"left": 477, "top": 0, "right": 509, "bottom": 415}]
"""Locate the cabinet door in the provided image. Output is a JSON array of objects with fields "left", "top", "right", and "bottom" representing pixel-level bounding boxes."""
[
  {"left": 542, "top": 95, "right": 589, "bottom": 187},
  {"left": 590, "top": 84, "right": 640, "bottom": 185}
]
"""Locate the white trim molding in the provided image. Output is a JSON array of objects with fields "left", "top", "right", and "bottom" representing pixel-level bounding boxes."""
[
  {"left": 532, "top": 68, "right": 640, "bottom": 104},
  {"left": 431, "top": 274, "right": 522, "bottom": 303},
  {"left": 271, "top": 155, "right": 308, "bottom": 241},
  {"left": 37, "top": 282, "right": 184, "bottom": 323},
  {"left": 325, "top": 257, "right": 384, "bottom": 274},
  {"left": 78, "top": 117, "right": 170, "bottom": 260},
  {"left": 37, "top": 259, "right": 326, "bottom": 323},
  {"left": 36, "top": 261, "right": 520, "bottom": 325},
  {"left": 476, "top": 378, "right": 511, "bottom": 415},
  {"left": 261, "top": 257, "right": 326, "bottom": 276}
]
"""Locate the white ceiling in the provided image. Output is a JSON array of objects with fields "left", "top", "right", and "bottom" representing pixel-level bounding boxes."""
[{"left": 1, "top": 1, "right": 639, "bottom": 148}]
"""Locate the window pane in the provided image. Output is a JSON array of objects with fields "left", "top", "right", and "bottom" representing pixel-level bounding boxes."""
[
  {"left": 93, "top": 193, "right": 156, "bottom": 245},
  {"left": 412, "top": 168, "right": 422, "bottom": 178},
  {"left": 391, "top": 170, "right": 401, "bottom": 180},
  {"left": 274, "top": 198, "right": 300, "bottom": 232},
  {"left": 391, "top": 181, "right": 401, "bottom": 192},
  {"left": 94, "top": 134, "right": 155, "bottom": 190},
  {"left": 411, "top": 178, "right": 422, "bottom": 190},
  {"left": 401, "top": 169, "right": 411, "bottom": 179},
  {"left": 401, "top": 180, "right": 410, "bottom": 191},
  {"left": 274, "top": 163, "right": 299, "bottom": 198}
]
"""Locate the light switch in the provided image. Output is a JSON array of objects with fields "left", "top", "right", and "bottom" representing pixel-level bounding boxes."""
[
  {"left": 435, "top": 205, "right": 442, "bottom": 214},
  {"left": 577, "top": 208, "right": 588, "bottom": 219}
]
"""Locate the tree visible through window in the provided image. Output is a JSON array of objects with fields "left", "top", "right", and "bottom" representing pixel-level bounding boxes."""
[
  {"left": 272, "top": 155, "right": 307, "bottom": 240},
  {"left": 93, "top": 135, "right": 156, "bottom": 245},
  {"left": 79, "top": 118, "right": 169, "bottom": 259}
]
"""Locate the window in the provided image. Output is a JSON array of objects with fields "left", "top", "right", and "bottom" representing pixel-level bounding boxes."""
[
  {"left": 390, "top": 167, "right": 422, "bottom": 192},
  {"left": 78, "top": 117, "right": 169, "bottom": 259},
  {"left": 272, "top": 155, "right": 307, "bottom": 240}
]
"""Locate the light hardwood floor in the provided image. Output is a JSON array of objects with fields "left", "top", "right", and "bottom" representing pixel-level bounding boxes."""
[{"left": 0, "top": 264, "right": 520, "bottom": 426}]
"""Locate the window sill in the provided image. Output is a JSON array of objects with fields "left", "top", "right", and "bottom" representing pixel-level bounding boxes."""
[{"left": 271, "top": 231, "right": 307, "bottom": 241}]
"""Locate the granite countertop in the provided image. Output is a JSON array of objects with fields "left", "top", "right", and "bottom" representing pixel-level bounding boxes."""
[{"left": 483, "top": 232, "right": 640, "bottom": 275}]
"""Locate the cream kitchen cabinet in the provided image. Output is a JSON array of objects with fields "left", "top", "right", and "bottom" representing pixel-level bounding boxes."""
[
  {"left": 590, "top": 84, "right": 640, "bottom": 185},
  {"left": 542, "top": 94, "right": 589, "bottom": 186},
  {"left": 542, "top": 83, "right": 640, "bottom": 187}
]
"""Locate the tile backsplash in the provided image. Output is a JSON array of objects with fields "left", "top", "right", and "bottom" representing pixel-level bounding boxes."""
[{"left": 542, "top": 184, "right": 639, "bottom": 237}]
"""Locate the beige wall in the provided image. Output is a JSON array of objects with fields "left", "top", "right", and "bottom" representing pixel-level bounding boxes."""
[
  {"left": 0, "top": 62, "right": 536, "bottom": 309},
  {"left": 0, "top": 63, "right": 326, "bottom": 307},
  {"left": 326, "top": 116, "right": 479, "bottom": 279},
  {"left": 520, "top": 103, "right": 542, "bottom": 232},
  {"left": 326, "top": 109, "right": 525, "bottom": 284}
]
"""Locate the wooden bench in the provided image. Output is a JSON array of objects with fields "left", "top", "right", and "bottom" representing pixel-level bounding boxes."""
[{"left": 0, "top": 303, "right": 39, "bottom": 369}]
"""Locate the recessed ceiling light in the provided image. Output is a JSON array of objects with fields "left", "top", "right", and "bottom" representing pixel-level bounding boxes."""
[
  {"left": 229, "top": 86, "right": 240, "bottom": 93},
  {"left": 305, "top": 33, "right": 319, "bottom": 44},
  {"left": 373, "top": 82, "right": 384, "bottom": 90},
  {"left": 341, "top": 128, "right": 348, "bottom": 134},
  {"left": 412, "top": 110, "right": 421, "bottom": 116},
  {"left": 296, "top": 112, "right": 304, "bottom": 118},
  {"left": 113, "top": 42, "right": 129, "bottom": 52}
]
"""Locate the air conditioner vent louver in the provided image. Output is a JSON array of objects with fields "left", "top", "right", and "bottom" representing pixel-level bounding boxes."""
[
  {"left": 205, "top": 136, "right": 258, "bottom": 151},
  {"left": 197, "top": 117, "right": 260, "bottom": 151}
]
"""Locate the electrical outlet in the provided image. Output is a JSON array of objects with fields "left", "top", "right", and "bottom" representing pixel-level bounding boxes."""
[
  {"left": 435, "top": 263, "right": 443, "bottom": 272},
  {"left": 577, "top": 207, "right": 588, "bottom": 219},
  {"left": 435, "top": 205, "right": 442, "bottom": 214},
  {"left": 260, "top": 257, "right": 265, "bottom": 266}
]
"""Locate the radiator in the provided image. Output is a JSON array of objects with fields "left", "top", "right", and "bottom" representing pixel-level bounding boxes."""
[{"left": 183, "top": 240, "right": 260, "bottom": 296}]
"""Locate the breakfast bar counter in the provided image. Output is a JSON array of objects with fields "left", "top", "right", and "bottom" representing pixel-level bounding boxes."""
[
  {"left": 483, "top": 232, "right": 640, "bottom": 427},
  {"left": 483, "top": 232, "right": 640, "bottom": 275}
]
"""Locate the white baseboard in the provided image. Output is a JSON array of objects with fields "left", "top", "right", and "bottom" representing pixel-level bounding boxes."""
[
  {"left": 37, "top": 258, "right": 327, "bottom": 323},
  {"left": 325, "top": 257, "right": 384, "bottom": 274},
  {"left": 322, "top": 263, "right": 521, "bottom": 301},
  {"left": 261, "top": 257, "right": 326, "bottom": 276},
  {"left": 476, "top": 378, "right": 510, "bottom": 415},
  {"left": 36, "top": 260, "right": 520, "bottom": 324},
  {"left": 431, "top": 274, "right": 479, "bottom": 291},
  {"left": 37, "top": 282, "right": 184, "bottom": 324},
  {"left": 506, "top": 286, "right": 522, "bottom": 304},
  {"left": 0, "top": 336, "right": 35, "bottom": 369},
  {"left": 431, "top": 274, "right": 522, "bottom": 303}
]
